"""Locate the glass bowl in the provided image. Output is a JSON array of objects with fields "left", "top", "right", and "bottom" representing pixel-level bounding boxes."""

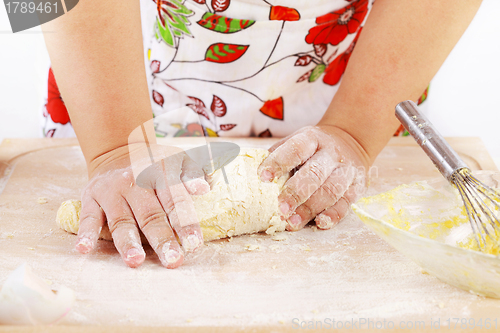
[{"left": 352, "top": 171, "right": 500, "bottom": 298}]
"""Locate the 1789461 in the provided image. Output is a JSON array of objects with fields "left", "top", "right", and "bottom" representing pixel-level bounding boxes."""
[{"left": 3, "top": 0, "right": 79, "bottom": 33}]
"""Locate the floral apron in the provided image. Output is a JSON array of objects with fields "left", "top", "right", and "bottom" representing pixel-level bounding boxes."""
[{"left": 43, "top": 0, "right": 426, "bottom": 139}]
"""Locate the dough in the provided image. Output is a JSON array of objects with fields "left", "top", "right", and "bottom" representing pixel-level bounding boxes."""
[
  {"left": 56, "top": 199, "right": 113, "bottom": 240},
  {"left": 56, "top": 148, "right": 289, "bottom": 242}
]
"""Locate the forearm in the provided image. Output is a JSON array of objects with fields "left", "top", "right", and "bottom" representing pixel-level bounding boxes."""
[
  {"left": 41, "top": 0, "right": 153, "bottom": 173},
  {"left": 319, "top": 0, "right": 482, "bottom": 164}
]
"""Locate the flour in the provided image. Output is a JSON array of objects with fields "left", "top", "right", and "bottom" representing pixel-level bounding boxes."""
[{"left": 3, "top": 142, "right": 496, "bottom": 328}]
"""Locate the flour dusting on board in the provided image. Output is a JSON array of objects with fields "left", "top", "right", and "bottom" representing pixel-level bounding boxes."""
[
  {"left": 40, "top": 217, "right": 478, "bottom": 326},
  {"left": 2, "top": 143, "right": 496, "bottom": 328}
]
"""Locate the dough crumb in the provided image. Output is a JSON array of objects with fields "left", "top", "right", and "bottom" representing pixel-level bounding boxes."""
[
  {"left": 272, "top": 235, "right": 288, "bottom": 242},
  {"left": 37, "top": 197, "right": 48, "bottom": 204},
  {"left": 1, "top": 232, "right": 15, "bottom": 239},
  {"left": 311, "top": 226, "right": 318, "bottom": 232},
  {"left": 186, "top": 319, "right": 193, "bottom": 323},
  {"left": 396, "top": 167, "right": 403, "bottom": 171},
  {"left": 279, "top": 320, "right": 285, "bottom": 325},
  {"left": 438, "top": 302, "right": 445, "bottom": 309},
  {"left": 272, "top": 265, "right": 277, "bottom": 269},
  {"left": 244, "top": 244, "right": 261, "bottom": 251}
]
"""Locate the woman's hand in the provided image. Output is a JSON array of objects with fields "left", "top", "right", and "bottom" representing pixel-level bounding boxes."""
[
  {"left": 74, "top": 145, "right": 209, "bottom": 269},
  {"left": 258, "top": 125, "right": 369, "bottom": 231}
]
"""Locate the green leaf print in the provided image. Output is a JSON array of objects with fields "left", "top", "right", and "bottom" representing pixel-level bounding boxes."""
[
  {"left": 309, "top": 64, "right": 326, "bottom": 82},
  {"left": 205, "top": 43, "right": 249, "bottom": 63},
  {"left": 197, "top": 13, "right": 255, "bottom": 34},
  {"left": 156, "top": 17, "right": 175, "bottom": 47},
  {"left": 154, "top": 0, "right": 194, "bottom": 47}
]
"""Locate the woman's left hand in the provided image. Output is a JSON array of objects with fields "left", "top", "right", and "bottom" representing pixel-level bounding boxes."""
[{"left": 258, "top": 125, "right": 370, "bottom": 231}]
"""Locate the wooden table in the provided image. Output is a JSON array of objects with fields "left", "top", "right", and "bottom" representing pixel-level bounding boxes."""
[{"left": 0, "top": 137, "right": 499, "bottom": 332}]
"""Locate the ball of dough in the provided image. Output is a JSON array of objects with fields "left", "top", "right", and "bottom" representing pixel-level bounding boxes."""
[{"left": 55, "top": 148, "right": 288, "bottom": 242}]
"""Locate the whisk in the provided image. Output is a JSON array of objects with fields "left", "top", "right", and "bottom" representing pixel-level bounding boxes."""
[{"left": 395, "top": 100, "right": 500, "bottom": 252}]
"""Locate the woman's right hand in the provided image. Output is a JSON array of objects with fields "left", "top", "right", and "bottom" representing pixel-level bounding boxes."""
[{"left": 74, "top": 144, "right": 210, "bottom": 269}]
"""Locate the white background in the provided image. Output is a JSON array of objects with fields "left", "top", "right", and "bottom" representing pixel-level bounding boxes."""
[{"left": 0, "top": 1, "right": 499, "bottom": 168}]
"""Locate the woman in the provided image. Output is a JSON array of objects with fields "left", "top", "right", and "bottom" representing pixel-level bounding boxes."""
[{"left": 41, "top": 0, "right": 482, "bottom": 268}]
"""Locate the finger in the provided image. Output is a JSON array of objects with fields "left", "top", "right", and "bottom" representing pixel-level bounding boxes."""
[
  {"left": 158, "top": 159, "right": 204, "bottom": 253},
  {"left": 125, "top": 186, "right": 184, "bottom": 269},
  {"left": 315, "top": 178, "right": 364, "bottom": 229},
  {"left": 156, "top": 185, "right": 204, "bottom": 253},
  {"left": 181, "top": 155, "right": 210, "bottom": 195},
  {"left": 76, "top": 196, "right": 105, "bottom": 254},
  {"left": 278, "top": 150, "right": 338, "bottom": 218},
  {"left": 286, "top": 165, "right": 356, "bottom": 231},
  {"left": 267, "top": 130, "right": 300, "bottom": 153},
  {"left": 258, "top": 131, "right": 318, "bottom": 182},
  {"left": 104, "top": 198, "right": 146, "bottom": 268},
  {"left": 156, "top": 189, "right": 204, "bottom": 254}
]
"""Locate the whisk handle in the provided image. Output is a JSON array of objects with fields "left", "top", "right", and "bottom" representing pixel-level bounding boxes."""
[{"left": 395, "top": 100, "right": 469, "bottom": 181}]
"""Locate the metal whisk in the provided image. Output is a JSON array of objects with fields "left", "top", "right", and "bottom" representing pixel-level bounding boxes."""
[{"left": 395, "top": 100, "right": 500, "bottom": 251}]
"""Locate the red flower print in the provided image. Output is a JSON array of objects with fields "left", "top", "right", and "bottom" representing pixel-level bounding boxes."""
[
  {"left": 305, "top": 0, "right": 368, "bottom": 46},
  {"left": 260, "top": 97, "right": 284, "bottom": 120},
  {"left": 323, "top": 29, "right": 362, "bottom": 86},
  {"left": 269, "top": 6, "right": 300, "bottom": 21},
  {"left": 46, "top": 68, "right": 70, "bottom": 125}
]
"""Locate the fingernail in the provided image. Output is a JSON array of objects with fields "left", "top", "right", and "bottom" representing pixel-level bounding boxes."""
[
  {"left": 183, "top": 234, "right": 202, "bottom": 253},
  {"left": 126, "top": 247, "right": 145, "bottom": 260},
  {"left": 289, "top": 214, "right": 302, "bottom": 228},
  {"left": 279, "top": 202, "right": 290, "bottom": 215},
  {"left": 261, "top": 170, "right": 273, "bottom": 182},
  {"left": 184, "top": 179, "right": 210, "bottom": 195},
  {"left": 76, "top": 237, "right": 92, "bottom": 253},
  {"left": 316, "top": 214, "right": 334, "bottom": 229},
  {"left": 164, "top": 247, "right": 182, "bottom": 264}
]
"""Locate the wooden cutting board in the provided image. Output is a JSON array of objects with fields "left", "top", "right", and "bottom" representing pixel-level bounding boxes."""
[{"left": 0, "top": 137, "right": 499, "bottom": 333}]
